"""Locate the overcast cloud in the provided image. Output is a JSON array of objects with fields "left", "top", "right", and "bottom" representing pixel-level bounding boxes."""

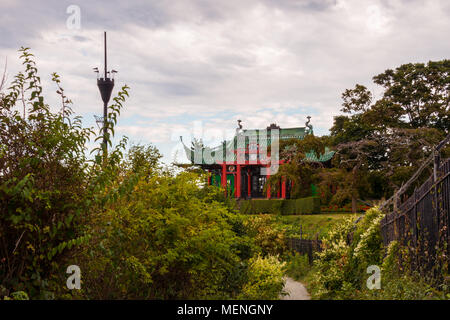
[{"left": 1, "top": 0, "right": 449, "bottom": 163}]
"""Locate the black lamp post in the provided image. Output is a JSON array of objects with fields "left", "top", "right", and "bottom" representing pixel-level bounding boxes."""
[{"left": 94, "top": 31, "right": 116, "bottom": 152}]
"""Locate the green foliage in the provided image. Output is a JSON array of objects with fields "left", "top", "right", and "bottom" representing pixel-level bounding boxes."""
[
  {"left": 266, "top": 134, "right": 328, "bottom": 199},
  {"left": 240, "top": 199, "right": 280, "bottom": 215},
  {"left": 329, "top": 60, "right": 449, "bottom": 201},
  {"left": 307, "top": 208, "right": 449, "bottom": 300},
  {"left": 0, "top": 49, "right": 289, "bottom": 301},
  {"left": 239, "top": 197, "right": 320, "bottom": 215},
  {"left": 274, "top": 213, "right": 358, "bottom": 239},
  {"left": 73, "top": 170, "right": 252, "bottom": 299},
  {"left": 0, "top": 48, "right": 96, "bottom": 298},
  {"left": 307, "top": 208, "right": 385, "bottom": 299},
  {"left": 282, "top": 197, "right": 321, "bottom": 215},
  {"left": 371, "top": 60, "right": 450, "bottom": 132},
  {"left": 238, "top": 255, "right": 286, "bottom": 300},
  {"left": 243, "top": 215, "right": 287, "bottom": 257},
  {"left": 2, "top": 291, "right": 29, "bottom": 300},
  {"left": 358, "top": 242, "right": 448, "bottom": 300},
  {"left": 285, "top": 253, "right": 311, "bottom": 282},
  {"left": 124, "top": 143, "right": 162, "bottom": 177},
  {"left": 308, "top": 216, "right": 357, "bottom": 299}
]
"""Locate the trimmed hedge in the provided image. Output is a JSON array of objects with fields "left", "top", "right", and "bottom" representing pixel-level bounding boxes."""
[{"left": 239, "top": 197, "right": 320, "bottom": 215}]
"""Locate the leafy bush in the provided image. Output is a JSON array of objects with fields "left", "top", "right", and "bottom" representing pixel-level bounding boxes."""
[
  {"left": 0, "top": 48, "right": 96, "bottom": 298},
  {"left": 243, "top": 215, "right": 287, "bottom": 257},
  {"left": 71, "top": 166, "right": 254, "bottom": 299},
  {"left": 308, "top": 207, "right": 449, "bottom": 300},
  {"left": 308, "top": 216, "right": 357, "bottom": 299},
  {"left": 0, "top": 49, "right": 287, "bottom": 300},
  {"left": 285, "top": 253, "right": 311, "bottom": 282},
  {"left": 238, "top": 255, "right": 286, "bottom": 300},
  {"left": 240, "top": 199, "right": 280, "bottom": 214},
  {"left": 2, "top": 290, "right": 29, "bottom": 300},
  {"left": 307, "top": 208, "right": 385, "bottom": 299},
  {"left": 285, "top": 197, "right": 321, "bottom": 215},
  {"left": 239, "top": 197, "right": 320, "bottom": 215}
]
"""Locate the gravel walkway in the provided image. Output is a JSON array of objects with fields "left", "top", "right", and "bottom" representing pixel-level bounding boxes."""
[{"left": 281, "top": 277, "right": 310, "bottom": 300}]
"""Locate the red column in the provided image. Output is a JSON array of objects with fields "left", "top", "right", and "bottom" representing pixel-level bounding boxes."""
[
  {"left": 236, "top": 165, "right": 241, "bottom": 198},
  {"left": 281, "top": 177, "right": 286, "bottom": 199}
]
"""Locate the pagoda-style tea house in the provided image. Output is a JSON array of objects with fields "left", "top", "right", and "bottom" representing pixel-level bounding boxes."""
[{"left": 181, "top": 117, "right": 335, "bottom": 199}]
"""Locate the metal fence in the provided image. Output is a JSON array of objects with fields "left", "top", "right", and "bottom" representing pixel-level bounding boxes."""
[
  {"left": 287, "top": 134, "right": 449, "bottom": 276},
  {"left": 286, "top": 237, "right": 322, "bottom": 265},
  {"left": 380, "top": 156, "right": 450, "bottom": 276}
]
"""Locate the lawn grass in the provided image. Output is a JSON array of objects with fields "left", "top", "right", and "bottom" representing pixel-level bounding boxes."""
[{"left": 274, "top": 212, "right": 361, "bottom": 239}]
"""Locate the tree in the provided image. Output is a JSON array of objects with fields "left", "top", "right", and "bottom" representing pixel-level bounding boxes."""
[
  {"left": 1, "top": 48, "right": 287, "bottom": 300},
  {"left": 0, "top": 48, "right": 130, "bottom": 298},
  {"left": 0, "top": 48, "right": 93, "bottom": 298},
  {"left": 329, "top": 60, "right": 449, "bottom": 202},
  {"left": 372, "top": 60, "right": 450, "bottom": 132},
  {"left": 265, "top": 134, "right": 326, "bottom": 199}
]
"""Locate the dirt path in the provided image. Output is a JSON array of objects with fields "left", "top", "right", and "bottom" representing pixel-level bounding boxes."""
[{"left": 281, "top": 277, "right": 310, "bottom": 300}]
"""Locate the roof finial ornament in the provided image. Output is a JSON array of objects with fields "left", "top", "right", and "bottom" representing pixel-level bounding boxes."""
[
  {"left": 267, "top": 123, "right": 280, "bottom": 130},
  {"left": 236, "top": 119, "right": 243, "bottom": 134},
  {"left": 305, "top": 116, "right": 313, "bottom": 135}
]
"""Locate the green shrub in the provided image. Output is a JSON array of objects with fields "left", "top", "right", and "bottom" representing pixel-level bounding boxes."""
[
  {"left": 282, "top": 199, "right": 297, "bottom": 215},
  {"left": 0, "top": 49, "right": 288, "bottom": 300},
  {"left": 0, "top": 48, "right": 96, "bottom": 298},
  {"left": 2, "top": 291, "right": 29, "bottom": 300},
  {"left": 238, "top": 255, "right": 286, "bottom": 300},
  {"left": 239, "top": 197, "right": 321, "bottom": 215},
  {"left": 243, "top": 215, "right": 287, "bottom": 257},
  {"left": 285, "top": 253, "right": 311, "bottom": 282},
  {"left": 74, "top": 171, "right": 255, "bottom": 300},
  {"left": 307, "top": 208, "right": 385, "bottom": 299},
  {"left": 307, "top": 207, "right": 449, "bottom": 300},
  {"left": 252, "top": 200, "right": 280, "bottom": 214},
  {"left": 308, "top": 216, "right": 357, "bottom": 299},
  {"left": 290, "top": 197, "right": 321, "bottom": 215}
]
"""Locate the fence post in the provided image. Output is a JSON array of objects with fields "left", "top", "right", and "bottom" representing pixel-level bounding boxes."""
[
  {"left": 307, "top": 241, "right": 313, "bottom": 265},
  {"left": 413, "top": 187, "right": 419, "bottom": 271},
  {"left": 433, "top": 149, "right": 440, "bottom": 251},
  {"left": 393, "top": 192, "right": 399, "bottom": 240},
  {"left": 433, "top": 149, "right": 440, "bottom": 183}
]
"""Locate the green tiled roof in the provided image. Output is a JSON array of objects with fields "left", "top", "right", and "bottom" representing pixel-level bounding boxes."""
[
  {"left": 305, "top": 147, "right": 335, "bottom": 162},
  {"left": 181, "top": 126, "right": 334, "bottom": 164}
]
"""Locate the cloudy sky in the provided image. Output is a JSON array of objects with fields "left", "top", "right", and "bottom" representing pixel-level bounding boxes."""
[{"left": 1, "top": 0, "right": 449, "bottom": 163}]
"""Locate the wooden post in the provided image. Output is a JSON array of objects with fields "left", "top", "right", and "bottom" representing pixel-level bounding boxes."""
[
  {"left": 433, "top": 149, "right": 440, "bottom": 182},
  {"left": 393, "top": 192, "right": 398, "bottom": 213},
  {"left": 393, "top": 192, "right": 399, "bottom": 240}
]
